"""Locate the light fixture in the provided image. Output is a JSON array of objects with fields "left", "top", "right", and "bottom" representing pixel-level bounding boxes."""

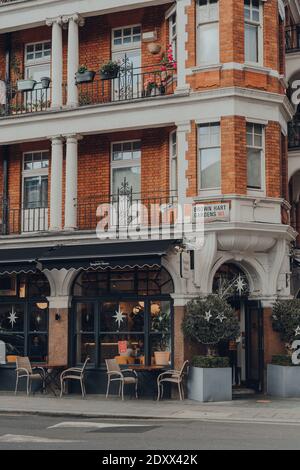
[{"left": 36, "top": 302, "right": 48, "bottom": 310}]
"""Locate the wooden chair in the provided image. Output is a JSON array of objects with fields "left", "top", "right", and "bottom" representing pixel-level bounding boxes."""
[
  {"left": 60, "top": 356, "right": 90, "bottom": 399},
  {"left": 105, "top": 358, "right": 138, "bottom": 400},
  {"left": 15, "top": 356, "right": 45, "bottom": 396},
  {"left": 157, "top": 360, "right": 189, "bottom": 401}
]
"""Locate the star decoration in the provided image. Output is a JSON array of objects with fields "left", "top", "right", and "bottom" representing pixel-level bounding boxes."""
[
  {"left": 216, "top": 312, "right": 226, "bottom": 323},
  {"left": 7, "top": 306, "right": 18, "bottom": 329},
  {"left": 113, "top": 306, "right": 126, "bottom": 329},
  {"left": 295, "top": 326, "right": 300, "bottom": 337},
  {"left": 235, "top": 274, "right": 247, "bottom": 296},
  {"left": 205, "top": 310, "right": 212, "bottom": 322}
]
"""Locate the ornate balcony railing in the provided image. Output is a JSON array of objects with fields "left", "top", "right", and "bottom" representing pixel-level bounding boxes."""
[
  {"left": 288, "top": 114, "right": 300, "bottom": 149},
  {"left": 0, "top": 190, "right": 178, "bottom": 235},
  {"left": 0, "top": 63, "right": 176, "bottom": 117},
  {"left": 286, "top": 25, "right": 300, "bottom": 53},
  {"left": 1, "top": 82, "right": 51, "bottom": 116}
]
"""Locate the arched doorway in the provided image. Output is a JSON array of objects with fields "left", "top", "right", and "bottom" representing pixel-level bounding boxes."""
[
  {"left": 0, "top": 272, "right": 50, "bottom": 362},
  {"left": 70, "top": 266, "right": 174, "bottom": 370},
  {"left": 213, "top": 263, "right": 264, "bottom": 392}
]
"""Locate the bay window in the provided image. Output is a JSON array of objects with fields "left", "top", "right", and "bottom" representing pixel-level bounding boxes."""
[
  {"left": 198, "top": 123, "right": 221, "bottom": 191},
  {"left": 196, "top": 0, "right": 219, "bottom": 65},
  {"left": 244, "top": 0, "right": 263, "bottom": 64},
  {"left": 247, "top": 123, "right": 264, "bottom": 191}
]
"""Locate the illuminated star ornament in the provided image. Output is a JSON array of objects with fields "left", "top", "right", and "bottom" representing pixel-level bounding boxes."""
[
  {"left": 295, "top": 326, "right": 300, "bottom": 337},
  {"left": 235, "top": 274, "right": 247, "bottom": 296},
  {"left": 205, "top": 310, "right": 212, "bottom": 322},
  {"left": 113, "top": 306, "right": 126, "bottom": 329},
  {"left": 216, "top": 312, "right": 226, "bottom": 323},
  {"left": 7, "top": 306, "right": 18, "bottom": 329}
]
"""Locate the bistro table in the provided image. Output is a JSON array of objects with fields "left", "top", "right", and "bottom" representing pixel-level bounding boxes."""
[
  {"left": 127, "top": 364, "right": 167, "bottom": 399},
  {"left": 33, "top": 363, "right": 67, "bottom": 396}
]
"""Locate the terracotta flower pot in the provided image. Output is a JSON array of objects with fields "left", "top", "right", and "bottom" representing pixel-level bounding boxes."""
[{"left": 154, "top": 351, "right": 170, "bottom": 365}]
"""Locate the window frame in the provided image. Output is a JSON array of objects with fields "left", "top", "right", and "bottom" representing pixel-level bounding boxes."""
[
  {"left": 111, "top": 24, "right": 142, "bottom": 53},
  {"left": 198, "top": 122, "right": 221, "bottom": 194},
  {"left": 244, "top": 0, "right": 264, "bottom": 66},
  {"left": 110, "top": 140, "right": 141, "bottom": 196},
  {"left": 169, "top": 130, "right": 177, "bottom": 194},
  {"left": 22, "top": 150, "right": 49, "bottom": 210},
  {"left": 196, "top": 0, "right": 220, "bottom": 65},
  {"left": 246, "top": 122, "right": 265, "bottom": 194}
]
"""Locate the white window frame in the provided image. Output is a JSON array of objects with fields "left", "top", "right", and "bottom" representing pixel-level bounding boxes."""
[
  {"left": 168, "top": 12, "right": 177, "bottom": 61},
  {"left": 244, "top": 0, "right": 264, "bottom": 66},
  {"left": 22, "top": 150, "right": 49, "bottom": 209},
  {"left": 25, "top": 40, "right": 51, "bottom": 79},
  {"left": 169, "top": 131, "right": 177, "bottom": 194},
  {"left": 110, "top": 140, "right": 141, "bottom": 196},
  {"left": 246, "top": 122, "right": 265, "bottom": 195},
  {"left": 196, "top": 0, "right": 220, "bottom": 65},
  {"left": 198, "top": 122, "right": 221, "bottom": 195},
  {"left": 111, "top": 24, "right": 142, "bottom": 53}
]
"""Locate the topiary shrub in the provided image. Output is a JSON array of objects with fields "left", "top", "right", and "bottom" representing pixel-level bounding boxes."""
[
  {"left": 192, "top": 355, "right": 230, "bottom": 368},
  {"left": 272, "top": 299, "right": 300, "bottom": 353},
  {"left": 182, "top": 295, "right": 240, "bottom": 356}
]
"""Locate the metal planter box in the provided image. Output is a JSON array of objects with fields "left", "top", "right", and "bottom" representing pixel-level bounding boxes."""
[
  {"left": 75, "top": 71, "right": 96, "bottom": 84},
  {"left": 267, "top": 364, "right": 300, "bottom": 397},
  {"left": 187, "top": 366, "right": 232, "bottom": 402},
  {"left": 17, "top": 79, "right": 36, "bottom": 92}
]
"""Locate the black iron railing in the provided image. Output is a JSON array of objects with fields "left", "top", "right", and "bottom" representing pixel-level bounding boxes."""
[
  {"left": 286, "top": 25, "right": 300, "bottom": 53},
  {"left": 77, "top": 190, "right": 178, "bottom": 233},
  {"left": 1, "top": 202, "right": 48, "bottom": 235},
  {"left": 1, "top": 83, "right": 51, "bottom": 116},
  {"left": 288, "top": 114, "right": 300, "bottom": 149},
  {"left": 77, "top": 64, "right": 176, "bottom": 107}
]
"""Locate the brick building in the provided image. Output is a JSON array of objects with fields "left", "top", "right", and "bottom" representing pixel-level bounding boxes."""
[{"left": 0, "top": 0, "right": 297, "bottom": 394}]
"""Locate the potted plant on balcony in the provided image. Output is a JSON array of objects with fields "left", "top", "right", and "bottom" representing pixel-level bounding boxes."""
[
  {"left": 75, "top": 65, "right": 96, "bottom": 84},
  {"left": 40, "top": 77, "right": 51, "bottom": 89},
  {"left": 182, "top": 295, "right": 240, "bottom": 402},
  {"left": 99, "top": 60, "right": 120, "bottom": 80},
  {"left": 267, "top": 299, "right": 300, "bottom": 397},
  {"left": 17, "top": 77, "right": 37, "bottom": 92}
]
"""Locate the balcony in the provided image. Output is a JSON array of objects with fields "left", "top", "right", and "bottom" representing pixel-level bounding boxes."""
[
  {"left": 1, "top": 190, "right": 178, "bottom": 236},
  {"left": 288, "top": 114, "right": 300, "bottom": 149},
  {"left": 286, "top": 25, "right": 300, "bottom": 53},
  {"left": 1, "top": 64, "right": 176, "bottom": 118}
]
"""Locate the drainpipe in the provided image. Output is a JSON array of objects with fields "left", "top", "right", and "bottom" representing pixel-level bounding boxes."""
[{"left": 2, "top": 33, "right": 11, "bottom": 235}]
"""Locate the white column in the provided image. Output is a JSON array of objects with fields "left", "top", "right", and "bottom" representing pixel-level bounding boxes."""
[
  {"left": 49, "top": 136, "right": 64, "bottom": 231},
  {"left": 175, "top": 0, "right": 191, "bottom": 94},
  {"left": 176, "top": 121, "right": 191, "bottom": 207},
  {"left": 46, "top": 17, "right": 63, "bottom": 109},
  {"left": 63, "top": 13, "right": 85, "bottom": 107},
  {"left": 64, "top": 134, "right": 82, "bottom": 230}
]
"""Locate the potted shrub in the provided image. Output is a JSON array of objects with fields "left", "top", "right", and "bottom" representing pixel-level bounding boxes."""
[
  {"left": 75, "top": 65, "right": 96, "bottom": 84},
  {"left": 17, "top": 78, "right": 36, "bottom": 92},
  {"left": 99, "top": 60, "right": 120, "bottom": 80},
  {"left": 151, "top": 304, "right": 171, "bottom": 365},
  {"left": 182, "top": 295, "right": 240, "bottom": 402},
  {"left": 267, "top": 299, "right": 300, "bottom": 397},
  {"left": 40, "top": 77, "right": 51, "bottom": 89}
]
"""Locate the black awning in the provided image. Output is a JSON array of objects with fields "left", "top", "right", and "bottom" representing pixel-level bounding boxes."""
[{"left": 0, "top": 240, "right": 176, "bottom": 274}]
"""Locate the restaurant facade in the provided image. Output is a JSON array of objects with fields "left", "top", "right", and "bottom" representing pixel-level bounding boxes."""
[{"left": 0, "top": 0, "right": 298, "bottom": 394}]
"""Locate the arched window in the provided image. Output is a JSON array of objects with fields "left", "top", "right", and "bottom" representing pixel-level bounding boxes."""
[
  {"left": 0, "top": 272, "right": 50, "bottom": 362},
  {"left": 72, "top": 267, "right": 174, "bottom": 367}
]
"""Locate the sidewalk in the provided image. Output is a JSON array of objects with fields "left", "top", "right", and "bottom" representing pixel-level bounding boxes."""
[{"left": 1, "top": 393, "right": 300, "bottom": 424}]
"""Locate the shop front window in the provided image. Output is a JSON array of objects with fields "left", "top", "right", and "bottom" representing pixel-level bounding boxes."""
[
  {"left": 0, "top": 273, "right": 49, "bottom": 362},
  {"left": 72, "top": 268, "right": 174, "bottom": 367}
]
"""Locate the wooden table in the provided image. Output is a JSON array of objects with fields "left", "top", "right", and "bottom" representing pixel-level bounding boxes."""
[{"left": 127, "top": 364, "right": 167, "bottom": 399}]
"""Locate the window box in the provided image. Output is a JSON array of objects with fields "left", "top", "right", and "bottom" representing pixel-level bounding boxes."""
[
  {"left": 17, "top": 79, "right": 37, "bottom": 92},
  {"left": 75, "top": 70, "right": 96, "bottom": 84},
  {"left": 99, "top": 61, "right": 120, "bottom": 80},
  {"left": 40, "top": 77, "right": 51, "bottom": 89}
]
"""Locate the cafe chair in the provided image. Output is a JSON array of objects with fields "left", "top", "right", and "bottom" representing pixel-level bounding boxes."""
[
  {"left": 157, "top": 360, "right": 189, "bottom": 401},
  {"left": 15, "top": 356, "right": 46, "bottom": 396},
  {"left": 60, "top": 356, "right": 90, "bottom": 399},
  {"left": 105, "top": 358, "right": 138, "bottom": 400}
]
